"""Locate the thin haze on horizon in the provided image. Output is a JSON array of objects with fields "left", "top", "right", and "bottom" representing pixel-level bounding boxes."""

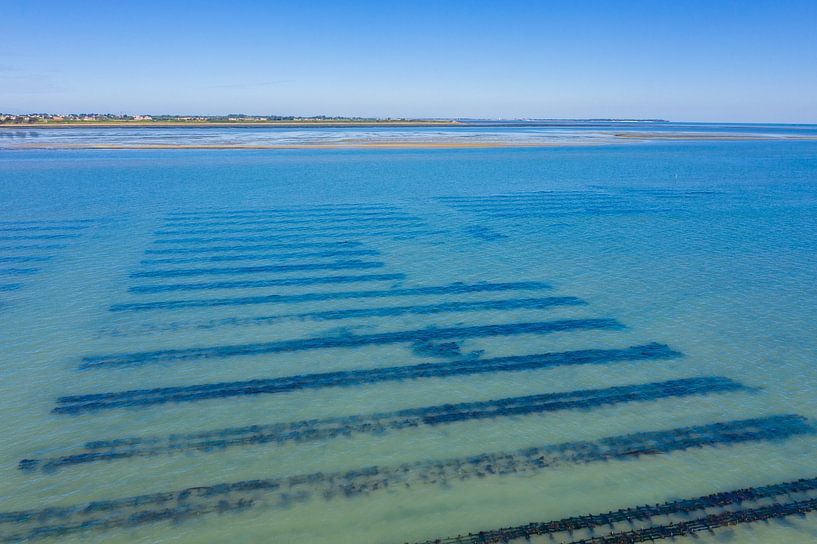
[{"left": 2, "top": 0, "right": 816, "bottom": 123}]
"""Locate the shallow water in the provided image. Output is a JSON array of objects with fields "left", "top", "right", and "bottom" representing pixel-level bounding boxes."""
[
  {"left": 1, "top": 138, "right": 817, "bottom": 543},
  {"left": 3, "top": 120, "right": 817, "bottom": 148}
]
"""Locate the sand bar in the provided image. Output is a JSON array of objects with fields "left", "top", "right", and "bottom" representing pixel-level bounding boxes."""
[{"left": 4, "top": 131, "right": 816, "bottom": 150}]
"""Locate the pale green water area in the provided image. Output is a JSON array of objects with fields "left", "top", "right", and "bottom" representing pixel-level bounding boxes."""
[{"left": 1, "top": 124, "right": 817, "bottom": 543}]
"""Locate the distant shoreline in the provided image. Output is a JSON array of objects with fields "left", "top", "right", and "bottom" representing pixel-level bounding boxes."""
[
  {"left": 8, "top": 142, "right": 565, "bottom": 150},
  {"left": 0, "top": 120, "right": 461, "bottom": 129},
  {"left": 611, "top": 132, "right": 817, "bottom": 140}
]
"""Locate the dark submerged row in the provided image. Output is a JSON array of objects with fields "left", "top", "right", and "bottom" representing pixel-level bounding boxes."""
[
  {"left": 0, "top": 283, "right": 22, "bottom": 292},
  {"left": 0, "top": 234, "right": 80, "bottom": 241},
  {"left": 0, "top": 415, "right": 809, "bottom": 542},
  {"left": 442, "top": 206, "right": 644, "bottom": 214},
  {"left": 0, "top": 219, "right": 94, "bottom": 226},
  {"left": 167, "top": 204, "right": 400, "bottom": 215},
  {"left": 80, "top": 318, "right": 623, "bottom": 369},
  {"left": 0, "top": 256, "right": 53, "bottom": 264},
  {"left": 588, "top": 187, "right": 727, "bottom": 196},
  {"left": 413, "top": 476, "right": 817, "bottom": 544},
  {"left": 0, "top": 268, "right": 40, "bottom": 276},
  {"left": 21, "top": 377, "right": 750, "bottom": 473},
  {"left": 163, "top": 212, "right": 410, "bottom": 225},
  {"left": 55, "top": 343, "right": 680, "bottom": 413},
  {"left": 139, "top": 248, "right": 380, "bottom": 265},
  {"left": 112, "top": 280, "right": 553, "bottom": 311},
  {"left": 0, "top": 245, "right": 68, "bottom": 252},
  {"left": 463, "top": 225, "right": 508, "bottom": 241},
  {"left": 166, "top": 205, "right": 401, "bottom": 218},
  {"left": 472, "top": 209, "right": 664, "bottom": 219},
  {"left": 0, "top": 225, "right": 88, "bottom": 233},
  {"left": 143, "top": 240, "right": 364, "bottom": 255},
  {"left": 149, "top": 229, "right": 446, "bottom": 245},
  {"left": 567, "top": 498, "right": 817, "bottom": 544},
  {"left": 442, "top": 202, "right": 621, "bottom": 209},
  {"left": 154, "top": 220, "right": 426, "bottom": 236},
  {"left": 154, "top": 222, "right": 426, "bottom": 236},
  {"left": 436, "top": 192, "right": 615, "bottom": 201},
  {"left": 129, "top": 259, "right": 385, "bottom": 279},
  {"left": 107, "top": 297, "right": 586, "bottom": 336},
  {"left": 127, "top": 273, "right": 406, "bottom": 294},
  {"left": 162, "top": 214, "right": 422, "bottom": 227}
]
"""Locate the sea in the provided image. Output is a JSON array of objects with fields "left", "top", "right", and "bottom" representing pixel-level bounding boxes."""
[{"left": 1, "top": 122, "right": 817, "bottom": 543}]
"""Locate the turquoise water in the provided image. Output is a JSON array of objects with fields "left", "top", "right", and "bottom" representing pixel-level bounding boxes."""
[{"left": 1, "top": 138, "right": 817, "bottom": 543}]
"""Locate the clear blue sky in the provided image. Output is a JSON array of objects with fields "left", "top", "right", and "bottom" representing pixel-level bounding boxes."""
[{"left": 2, "top": 0, "right": 816, "bottom": 122}]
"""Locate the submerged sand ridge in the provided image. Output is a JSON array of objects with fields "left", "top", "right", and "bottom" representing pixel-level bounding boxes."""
[{"left": 5, "top": 130, "right": 817, "bottom": 149}]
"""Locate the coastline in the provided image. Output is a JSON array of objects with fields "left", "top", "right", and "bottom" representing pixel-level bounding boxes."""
[
  {"left": 612, "top": 132, "right": 817, "bottom": 140},
  {"left": 6, "top": 141, "right": 568, "bottom": 150},
  {"left": 0, "top": 120, "right": 460, "bottom": 129},
  {"left": 4, "top": 132, "right": 816, "bottom": 150}
]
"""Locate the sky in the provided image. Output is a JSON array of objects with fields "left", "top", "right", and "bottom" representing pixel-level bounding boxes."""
[{"left": 2, "top": 0, "right": 816, "bottom": 122}]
